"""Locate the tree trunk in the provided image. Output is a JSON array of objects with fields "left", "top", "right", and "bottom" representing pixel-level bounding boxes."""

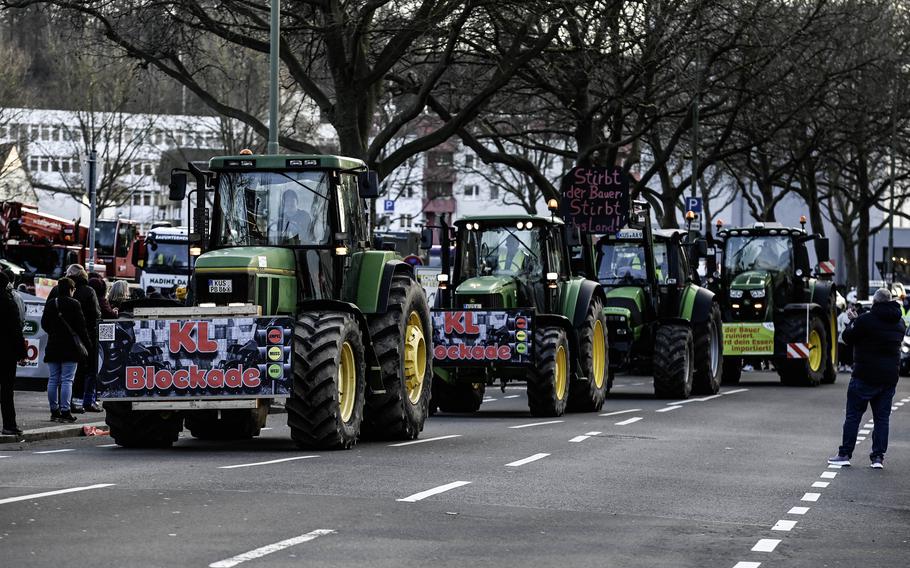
[{"left": 857, "top": 205, "right": 871, "bottom": 299}]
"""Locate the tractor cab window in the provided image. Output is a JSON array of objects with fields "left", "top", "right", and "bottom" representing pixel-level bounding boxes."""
[
  {"left": 724, "top": 235, "right": 793, "bottom": 275},
  {"left": 597, "top": 241, "right": 647, "bottom": 286},
  {"left": 653, "top": 243, "right": 670, "bottom": 284},
  {"left": 216, "top": 171, "right": 330, "bottom": 247},
  {"left": 459, "top": 224, "right": 541, "bottom": 279},
  {"left": 545, "top": 227, "right": 567, "bottom": 277}
]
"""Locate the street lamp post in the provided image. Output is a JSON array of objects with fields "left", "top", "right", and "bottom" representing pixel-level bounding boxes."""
[{"left": 268, "top": 0, "right": 280, "bottom": 155}]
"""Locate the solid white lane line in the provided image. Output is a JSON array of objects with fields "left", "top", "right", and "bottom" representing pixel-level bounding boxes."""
[
  {"left": 811, "top": 481, "right": 829, "bottom": 488},
  {"left": 96, "top": 443, "right": 118, "bottom": 448},
  {"left": 569, "top": 435, "right": 590, "bottom": 443},
  {"left": 504, "top": 395, "right": 519, "bottom": 399},
  {"left": 820, "top": 471, "right": 837, "bottom": 479},
  {"left": 598, "top": 408, "right": 642, "bottom": 417},
  {"left": 397, "top": 481, "right": 471, "bottom": 503},
  {"left": 0, "top": 483, "right": 115, "bottom": 506},
  {"left": 732, "top": 562, "right": 761, "bottom": 568},
  {"left": 722, "top": 388, "right": 749, "bottom": 395},
  {"left": 219, "top": 456, "right": 318, "bottom": 469},
  {"left": 506, "top": 453, "right": 550, "bottom": 467},
  {"left": 772, "top": 520, "right": 797, "bottom": 531},
  {"left": 655, "top": 405, "right": 681, "bottom": 413},
  {"left": 615, "top": 417, "right": 643, "bottom": 426},
  {"left": 33, "top": 449, "right": 75, "bottom": 454},
  {"left": 509, "top": 420, "right": 564, "bottom": 429},
  {"left": 751, "top": 539, "right": 781, "bottom": 552},
  {"left": 801, "top": 492, "right": 820, "bottom": 502},
  {"left": 209, "top": 529, "right": 335, "bottom": 568},
  {"left": 858, "top": 429, "right": 870, "bottom": 434},
  {"left": 788, "top": 506, "right": 810, "bottom": 515},
  {"left": 389, "top": 435, "right": 462, "bottom": 447}
]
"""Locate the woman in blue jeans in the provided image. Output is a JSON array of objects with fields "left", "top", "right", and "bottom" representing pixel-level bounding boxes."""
[{"left": 40, "top": 278, "right": 92, "bottom": 423}]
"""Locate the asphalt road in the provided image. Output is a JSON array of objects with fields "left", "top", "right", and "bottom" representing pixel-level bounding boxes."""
[{"left": 1, "top": 371, "right": 908, "bottom": 568}]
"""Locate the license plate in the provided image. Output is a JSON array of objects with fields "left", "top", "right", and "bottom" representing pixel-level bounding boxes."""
[
  {"left": 208, "top": 279, "right": 232, "bottom": 293},
  {"left": 463, "top": 303, "right": 482, "bottom": 309}
]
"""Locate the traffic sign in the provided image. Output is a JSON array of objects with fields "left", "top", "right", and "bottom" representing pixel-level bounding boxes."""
[
  {"left": 685, "top": 196, "right": 702, "bottom": 213},
  {"left": 383, "top": 199, "right": 395, "bottom": 212}
]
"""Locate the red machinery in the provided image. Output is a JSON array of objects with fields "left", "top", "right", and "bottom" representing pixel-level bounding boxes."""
[
  {"left": 0, "top": 202, "right": 89, "bottom": 279},
  {"left": 94, "top": 218, "right": 140, "bottom": 280}
]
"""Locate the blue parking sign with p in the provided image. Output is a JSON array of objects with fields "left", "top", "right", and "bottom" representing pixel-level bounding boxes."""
[
  {"left": 686, "top": 197, "right": 702, "bottom": 213},
  {"left": 383, "top": 199, "right": 395, "bottom": 212}
]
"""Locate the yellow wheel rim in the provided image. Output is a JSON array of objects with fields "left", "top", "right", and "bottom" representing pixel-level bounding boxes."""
[
  {"left": 403, "top": 311, "right": 427, "bottom": 404},
  {"left": 808, "top": 329, "right": 822, "bottom": 372},
  {"left": 555, "top": 345, "right": 568, "bottom": 401},
  {"left": 338, "top": 341, "right": 356, "bottom": 423},
  {"left": 830, "top": 310, "right": 838, "bottom": 366},
  {"left": 592, "top": 320, "right": 606, "bottom": 389}
]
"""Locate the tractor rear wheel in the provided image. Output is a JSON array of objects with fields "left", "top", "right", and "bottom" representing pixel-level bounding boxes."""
[
  {"left": 821, "top": 304, "right": 838, "bottom": 384},
  {"left": 432, "top": 376, "right": 484, "bottom": 413},
  {"left": 693, "top": 302, "right": 723, "bottom": 395},
  {"left": 363, "top": 275, "right": 433, "bottom": 440},
  {"left": 104, "top": 401, "right": 183, "bottom": 448},
  {"left": 653, "top": 324, "right": 694, "bottom": 399},
  {"left": 568, "top": 297, "right": 609, "bottom": 412},
  {"left": 185, "top": 406, "right": 266, "bottom": 440},
  {"left": 722, "top": 356, "right": 743, "bottom": 385},
  {"left": 777, "top": 313, "right": 827, "bottom": 387},
  {"left": 527, "top": 327, "right": 570, "bottom": 417},
  {"left": 286, "top": 312, "right": 366, "bottom": 449}
]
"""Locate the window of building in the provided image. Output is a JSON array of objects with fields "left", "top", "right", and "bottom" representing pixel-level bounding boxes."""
[
  {"left": 133, "top": 162, "right": 142, "bottom": 175},
  {"left": 40, "top": 157, "right": 50, "bottom": 172},
  {"left": 400, "top": 185, "right": 416, "bottom": 198},
  {"left": 426, "top": 182, "right": 453, "bottom": 199},
  {"left": 28, "top": 156, "right": 38, "bottom": 171},
  {"left": 465, "top": 154, "right": 474, "bottom": 168},
  {"left": 61, "top": 158, "right": 71, "bottom": 174},
  {"left": 463, "top": 185, "right": 480, "bottom": 200},
  {"left": 133, "top": 194, "right": 142, "bottom": 206},
  {"left": 143, "top": 194, "right": 151, "bottom": 206},
  {"left": 40, "top": 125, "right": 50, "bottom": 141},
  {"left": 30, "top": 125, "right": 39, "bottom": 139},
  {"left": 154, "top": 131, "right": 163, "bottom": 145},
  {"left": 402, "top": 214, "right": 413, "bottom": 228},
  {"left": 143, "top": 163, "right": 153, "bottom": 176},
  {"left": 490, "top": 186, "right": 500, "bottom": 200},
  {"left": 52, "top": 126, "right": 60, "bottom": 141},
  {"left": 50, "top": 158, "right": 59, "bottom": 172},
  {"left": 0, "top": 125, "right": 6, "bottom": 138},
  {"left": 429, "top": 152, "right": 453, "bottom": 167}
]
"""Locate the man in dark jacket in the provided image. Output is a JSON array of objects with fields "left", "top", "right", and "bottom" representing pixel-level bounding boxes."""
[
  {"left": 0, "top": 271, "right": 27, "bottom": 435},
  {"left": 47, "top": 264, "right": 101, "bottom": 412},
  {"left": 829, "top": 288, "right": 905, "bottom": 468}
]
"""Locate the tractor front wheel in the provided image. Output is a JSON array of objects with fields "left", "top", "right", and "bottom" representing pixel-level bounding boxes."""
[
  {"left": 567, "top": 297, "right": 609, "bottom": 412},
  {"left": 286, "top": 312, "right": 366, "bottom": 449},
  {"left": 653, "top": 324, "right": 694, "bottom": 399},
  {"left": 527, "top": 327, "right": 570, "bottom": 417}
]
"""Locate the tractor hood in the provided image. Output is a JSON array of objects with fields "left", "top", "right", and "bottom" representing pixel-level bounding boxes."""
[
  {"left": 454, "top": 276, "right": 518, "bottom": 308},
  {"left": 730, "top": 270, "right": 772, "bottom": 291},
  {"left": 455, "top": 276, "right": 515, "bottom": 296},
  {"left": 194, "top": 247, "right": 296, "bottom": 276},
  {"left": 605, "top": 286, "right": 646, "bottom": 306}
]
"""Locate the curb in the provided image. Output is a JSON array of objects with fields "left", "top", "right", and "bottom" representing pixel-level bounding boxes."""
[{"left": 0, "top": 421, "right": 108, "bottom": 444}]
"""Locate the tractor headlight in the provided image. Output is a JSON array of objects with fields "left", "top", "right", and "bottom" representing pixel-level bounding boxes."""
[
  {"left": 729, "top": 289, "right": 743, "bottom": 299},
  {"left": 902, "top": 345, "right": 909, "bottom": 354},
  {"left": 750, "top": 289, "right": 766, "bottom": 299}
]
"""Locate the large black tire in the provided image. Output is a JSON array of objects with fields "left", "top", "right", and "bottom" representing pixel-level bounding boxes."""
[
  {"left": 777, "top": 313, "right": 827, "bottom": 387},
  {"left": 653, "top": 324, "right": 694, "bottom": 399},
  {"left": 185, "top": 409, "right": 263, "bottom": 440},
  {"left": 568, "top": 297, "right": 609, "bottom": 412},
  {"left": 286, "top": 312, "right": 366, "bottom": 450},
  {"left": 527, "top": 327, "right": 570, "bottom": 417},
  {"left": 103, "top": 401, "right": 183, "bottom": 448},
  {"left": 363, "top": 275, "right": 433, "bottom": 440},
  {"left": 722, "top": 356, "right": 742, "bottom": 385},
  {"left": 431, "top": 376, "right": 484, "bottom": 413},
  {"left": 692, "top": 302, "right": 723, "bottom": 395}
]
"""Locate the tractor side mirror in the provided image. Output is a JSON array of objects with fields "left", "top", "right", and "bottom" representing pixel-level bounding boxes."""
[
  {"left": 795, "top": 245, "right": 811, "bottom": 275},
  {"left": 419, "top": 227, "right": 434, "bottom": 249},
  {"left": 814, "top": 237, "right": 830, "bottom": 263},
  {"left": 358, "top": 171, "right": 380, "bottom": 199},
  {"left": 695, "top": 238, "right": 709, "bottom": 258},
  {"left": 169, "top": 172, "right": 187, "bottom": 201}
]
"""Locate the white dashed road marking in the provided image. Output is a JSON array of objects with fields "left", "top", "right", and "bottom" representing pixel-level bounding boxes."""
[
  {"left": 732, "top": 562, "right": 761, "bottom": 568},
  {"left": 827, "top": 464, "right": 842, "bottom": 469},
  {"left": 598, "top": 408, "right": 642, "bottom": 417},
  {"left": 859, "top": 429, "right": 870, "bottom": 434},
  {"left": 389, "top": 435, "right": 462, "bottom": 447},
  {"left": 751, "top": 539, "right": 781, "bottom": 552},
  {"left": 615, "top": 417, "right": 643, "bottom": 426},
  {"left": 567, "top": 431, "right": 602, "bottom": 443},
  {"left": 96, "top": 443, "right": 118, "bottom": 448},
  {"left": 397, "top": 481, "right": 472, "bottom": 503},
  {"left": 509, "top": 420, "right": 564, "bottom": 429},
  {"left": 33, "top": 449, "right": 75, "bottom": 454},
  {"left": 811, "top": 481, "right": 829, "bottom": 488},
  {"left": 801, "top": 493, "right": 820, "bottom": 502},
  {"left": 820, "top": 471, "right": 837, "bottom": 479},
  {"left": 506, "top": 453, "right": 550, "bottom": 467},
  {"left": 219, "top": 456, "right": 318, "bottom": 469},
  {"left": 788, "top": 506, "right": 809, "bottom": 515},
  {"left": 504, "top": 395, "right": 519, "bottom": 399},
  {"left": 209, "top": 529, "right": 335, "bottom": 568},
  {"left": 772, "top": 520, "right": 797, "bottom": 531},
  {"left": 656, "top": 406, "right": 681, "bottom": 413},
  {"left": 0, "top": 483, "right": 115, "bottom": 506}
]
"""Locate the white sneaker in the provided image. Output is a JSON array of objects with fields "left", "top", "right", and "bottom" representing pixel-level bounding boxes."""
[{"left": 743, "top": 365, "right": 754, "bottom": 372}]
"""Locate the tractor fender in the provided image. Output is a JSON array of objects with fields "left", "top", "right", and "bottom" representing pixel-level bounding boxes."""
[
  {"left": 570, "top": 279, "right": 608, "bottom": 328},
  {"left": 376, "top": 260, "right": 416, "bottom": 313},
  {"left": 350, "top": 251, "right": 414, "bottom": 314},
  {"left": 536, "top": 313, "right": 580, "bottom": 376},
  {"left": 686, "top": 286, "right": 716, "bottom": 325},
  {"left": 810, "top": 280, "right": 837, "bottom": 313},
  {"left": 295, "top": 299, "right": 383, "bottom": 392},
  {"left": 782, "top": 302, "right": 824, "bottom": 315}
]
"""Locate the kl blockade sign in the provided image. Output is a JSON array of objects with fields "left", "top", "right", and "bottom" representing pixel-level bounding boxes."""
[
  {"left": 561, "top": 166, "right": 630, "bottom": 235},
  {"left": 431, "top": 309, "right": 533, "bottom": 365},
  {"left": 96, "top": 316, "right": 294, "bottom": 399}
]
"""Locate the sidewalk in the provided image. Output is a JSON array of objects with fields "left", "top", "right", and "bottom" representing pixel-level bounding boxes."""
[{"left": 0, "top": 389, "right": 107, "bottom": 444}]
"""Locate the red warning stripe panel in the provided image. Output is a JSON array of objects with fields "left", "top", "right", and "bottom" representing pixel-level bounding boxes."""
[
  {"left": 787, "top": 343, "right": 811, "bottom": 359},
  {"left": 818, "top": 260, "right": 836, "bottom": 274}
]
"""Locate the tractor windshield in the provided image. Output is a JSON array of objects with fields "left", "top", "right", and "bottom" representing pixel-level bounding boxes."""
[
  {"left": 459, "top": 225, "right": 541, "bottom": 279},
  {"left": 596, "top": 241, "right": 670, "bottom": 286},
  {"left": 216, "top": 171, "right": 330, "bottom": 247},
  {"left": 724, "top": 235, "right": 792, "bottom": 276}
]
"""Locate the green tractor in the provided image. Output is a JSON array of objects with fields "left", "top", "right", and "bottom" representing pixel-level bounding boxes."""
[
  {"left": 430, "top": 213, "right": 609, "bottom": 416},
  {"left": 585, "top": 202, "right": 724, "bottom": 399},
  {"left": 715, "top": 222, "right": 837, "bottom": 386},
  {"left": 98, "top": 153, "right": 433, "bottom": 449}
]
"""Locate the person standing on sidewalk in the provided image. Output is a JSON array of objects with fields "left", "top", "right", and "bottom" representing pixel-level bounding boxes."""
[
  {"left": 829, "top": 288, "right": 905, "bottom": 469},
  {"left": 0, "top": 271, "right": 27, "bottom": 435},
  {"left": 41, "top": 278, "right": 91, "bottom": 423}
]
